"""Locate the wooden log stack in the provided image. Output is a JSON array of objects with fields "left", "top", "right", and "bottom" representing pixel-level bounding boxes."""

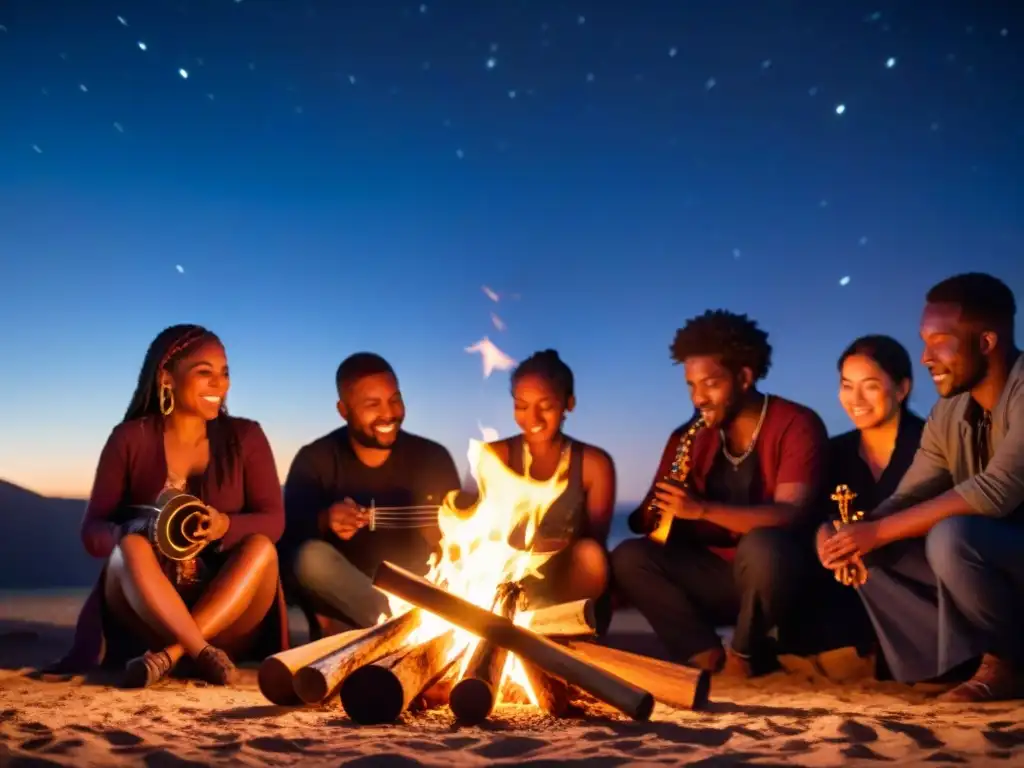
[{"left": 257, "top": 561, "right": 712, "bottom": 724}]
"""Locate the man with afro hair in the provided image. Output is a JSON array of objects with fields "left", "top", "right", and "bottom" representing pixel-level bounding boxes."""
[{"left": 612, "top": 310, "right": 831, "bottom": 677}]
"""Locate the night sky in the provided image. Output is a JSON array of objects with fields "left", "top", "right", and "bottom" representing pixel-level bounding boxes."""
[{"left": 1, "top": 1, "right": 1021, "bottom": 500}]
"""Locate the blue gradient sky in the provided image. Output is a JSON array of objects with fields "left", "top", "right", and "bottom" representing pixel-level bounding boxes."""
[{"left": 1, "top": 1, "right": 1021, "bottom": 499}]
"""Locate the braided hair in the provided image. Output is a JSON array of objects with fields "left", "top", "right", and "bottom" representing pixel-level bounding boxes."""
[
  {"left": 124, "top": 324, "right": 240, "bottom": 487},
  {"left": 510, "top": 349, "right": 575, "bottom": 404}
]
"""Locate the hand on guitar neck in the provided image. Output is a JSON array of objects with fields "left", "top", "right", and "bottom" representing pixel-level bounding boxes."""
[
  {"left": 320, "top": 498, "right": 443, "bottom": 538},
  {"left": 320, "top": 498, "right": 370, "bottom": 541}
]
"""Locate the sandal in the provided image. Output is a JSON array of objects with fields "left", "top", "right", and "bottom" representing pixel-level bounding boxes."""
[
  {"left": 123, "top": 650, "right": 173, "bottom": 688},
  {"left": 195, "top": 645, "right": 238, "bottom": 686}
]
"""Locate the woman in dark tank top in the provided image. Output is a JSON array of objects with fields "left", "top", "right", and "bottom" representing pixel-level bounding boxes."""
[{"left": 489, "top": 350, "right": 617, "bottom": 609}]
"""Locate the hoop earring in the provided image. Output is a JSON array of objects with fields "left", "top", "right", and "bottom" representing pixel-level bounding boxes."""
[{"left": 159, "top": 383, "right": 175, "bottom": 416}]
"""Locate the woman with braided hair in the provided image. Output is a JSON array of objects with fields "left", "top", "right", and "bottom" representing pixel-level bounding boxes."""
[{"left": 48, "top": 324, "right": 288, "bottom": 688}]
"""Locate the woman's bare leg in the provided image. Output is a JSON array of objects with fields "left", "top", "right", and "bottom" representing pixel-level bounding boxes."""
[
  {"left": 159, "top": 534, "right": 280, "bottom": 660},
  {"left": 527, "top": 538, "right": 611, "bottom": 607},
  {"left": 104, "top": 533, "right": 208, "bottom": 661},
  {"left": 559, "top": 538, "right": 610, "bottom": 601}
]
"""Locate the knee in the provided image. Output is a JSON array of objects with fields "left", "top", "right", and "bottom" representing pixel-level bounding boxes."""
[
  {"left": 610, "top": 538, "right": 655, "bottom": 585},
  {"left": 238, "top": 533, "right": 278, "bottom": 569},
  {"left": 734, "top": 527, "right": 794, "bottom": 589},
  {"left": 290, "top": 539, "right": 340, "bottom": 592},
  {"left": 113, "top": 533, "right": 155, "bottom": 568},
  {"left": 925, "top": 516, "right": 985, "bottom": 578},
  {"left": 570, "top": 538, "right": 609, "bottom": 598}
]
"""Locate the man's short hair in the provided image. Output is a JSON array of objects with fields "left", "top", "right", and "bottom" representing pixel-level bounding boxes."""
[
  {"left": 336, "top": 352, "right": 396, "bottom": 397},
  {"left": 926, "top": 273, "right": 1016, "bottom": 336}
]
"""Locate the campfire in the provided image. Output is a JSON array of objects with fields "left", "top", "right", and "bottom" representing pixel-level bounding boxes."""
[{"left": 259, "top": 441, "right": 710, "bottom": 724}]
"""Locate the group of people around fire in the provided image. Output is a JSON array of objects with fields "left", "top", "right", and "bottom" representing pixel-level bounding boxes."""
[{"left": 49, "top": 271, "right": 1024, "bottom": 706}]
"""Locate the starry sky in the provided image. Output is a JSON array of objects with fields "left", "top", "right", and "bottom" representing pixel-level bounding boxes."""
[{"left": 0, "top": 1, "right": 1021, "bottom": 501}]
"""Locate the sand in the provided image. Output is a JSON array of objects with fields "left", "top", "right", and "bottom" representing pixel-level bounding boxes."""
[{"left": 1, "top": 593, "right": 1021, "bottom": 767}]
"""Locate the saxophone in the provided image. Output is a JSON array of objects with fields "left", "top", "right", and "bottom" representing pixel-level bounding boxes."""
[{"left": 647, "top": 416, "right": 705, "bottom": 545}]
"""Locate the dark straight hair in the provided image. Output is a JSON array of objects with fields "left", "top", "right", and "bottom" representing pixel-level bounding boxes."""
[{"left": 837, "top": 334, "right": 914, "bottom": 412}]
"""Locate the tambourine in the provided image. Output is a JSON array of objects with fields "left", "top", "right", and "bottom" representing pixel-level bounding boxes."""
[{"left": 148, "top": 488, "right": 212, "bottom": 562}]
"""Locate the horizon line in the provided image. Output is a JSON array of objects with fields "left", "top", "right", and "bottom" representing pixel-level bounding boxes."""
[{"left": 0, "top": 476, "right": 642, "bottom": 512}]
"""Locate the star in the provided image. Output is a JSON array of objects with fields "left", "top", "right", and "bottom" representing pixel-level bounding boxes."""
[{"left": 465, "top": 338, "right": 515, "bottom": 378}]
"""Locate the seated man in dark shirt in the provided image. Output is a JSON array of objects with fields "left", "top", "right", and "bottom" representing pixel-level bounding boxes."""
[
  {"left": 611, "top": 310, "right": 829, "bottom": 677},
  {"left": 280, "top": 353, "right": 461, "bottom": 632}
]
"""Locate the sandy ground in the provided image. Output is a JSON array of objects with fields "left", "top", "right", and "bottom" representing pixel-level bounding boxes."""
[{"left": 1, "top": 593, "right": 1022, "bottom": 767}]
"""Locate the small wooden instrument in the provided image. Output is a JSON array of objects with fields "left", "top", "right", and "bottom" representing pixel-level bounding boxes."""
[
  {"left": 830, "top": 484, "right": 867, "bottom": 587},
  {"left": 151, "top": 488, "right": 212, "bottom": 562},
  {"left": 128, "top": 488, "right": 212, "bottom": 587},
  {"left": 646, "top": 417, "right": 705, "bottom": 544}
]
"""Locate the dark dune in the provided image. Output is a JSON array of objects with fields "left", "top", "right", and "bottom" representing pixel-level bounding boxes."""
[{"left": 0, "top": 480, "right": 98, "bottom": 589}]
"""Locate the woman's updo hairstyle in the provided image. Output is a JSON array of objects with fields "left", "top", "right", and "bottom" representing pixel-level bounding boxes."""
[{"left": 510, "top": 349, "right": 575, "bottom": 404}]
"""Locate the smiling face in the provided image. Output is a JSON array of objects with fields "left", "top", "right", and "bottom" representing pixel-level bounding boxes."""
[
  {"left": 920, "top": 302, "right": 991, "bottom": 398},
  {"left": 339, "top": 372, "right": 405, "bottom": 449},
  {"left": 684, "top": 355, "right": 751, "bottom": 429},
  {"left": 839, "top": 353, "right": 908, "bottom": 430},
  {"left": 513, "top": 373, "right": 574, "bottom": 445},
  {"left": 161, "top": 339, "right": 229, "bottom": 421}
]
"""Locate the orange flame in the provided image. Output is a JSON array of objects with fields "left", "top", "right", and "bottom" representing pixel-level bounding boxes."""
[{"left": 385, "top": 439, "right": 570, "bottom": 703}]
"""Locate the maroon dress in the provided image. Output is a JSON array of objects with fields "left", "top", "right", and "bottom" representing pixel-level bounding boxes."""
[{"left": 53, "top": 415, "right": 290, "bottom": 671}]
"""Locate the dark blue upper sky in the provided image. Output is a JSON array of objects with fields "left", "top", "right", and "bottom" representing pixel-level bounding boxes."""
[{"left": 1, "top": 0, "right": 1021, "bottom": 498}]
